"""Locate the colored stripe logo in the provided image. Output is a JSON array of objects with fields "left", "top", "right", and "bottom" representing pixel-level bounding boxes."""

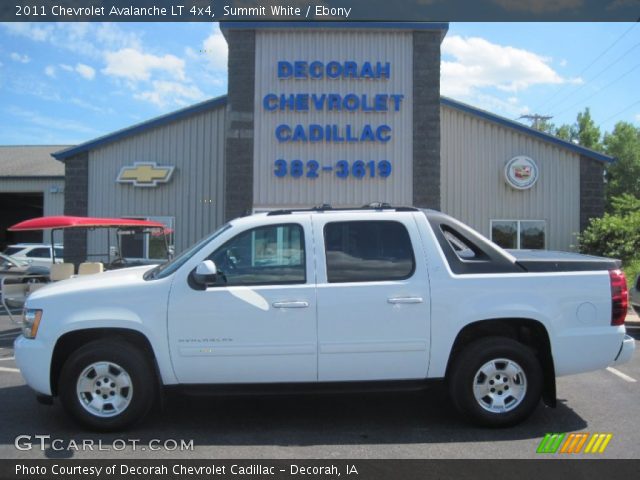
[{"left": 537, "top": 433, "right": 612, "bottom": 454}]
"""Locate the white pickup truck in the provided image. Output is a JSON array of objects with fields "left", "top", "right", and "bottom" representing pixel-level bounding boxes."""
[{"left": 14, "top": 206, "right": 635, "bottom": 431}]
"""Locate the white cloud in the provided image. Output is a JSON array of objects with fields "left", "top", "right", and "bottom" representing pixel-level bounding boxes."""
[
  {"left": 1, "top": 22, "right": 141, "bottom": 59},
  {"left": 134, "top": 80, "right": 205, "bottom": 107},
  {"left": 102, "top": 48, "right": 185, "bottom": 82},
  {"left": 10, "top": 52, "right": 30, "bottom": 63},
  {"left": 200, "top": 25, "right": 228, "bottom": 71},
  {"left": 2, "top": 23, "right": 52, "bottom": 42},
  {"left": 75, "top": 63, "right": 95, "bottom": 80},
  {"left": 4, "top": 75, "right": 61, "bottom": 102},
  {"left": 635, "top": 113, "right": 640, "bottom": 122},
  {"left": 441, "top": 35, "right": 578, "bottom": 97},
  {"left": 70, "top": 97, "right": 114, "bottom": 114},
  {"left": 2, "top": 22, "right": 216, "bottom": 109},
  {"left": 474, "top": 94, "right": 531, "bottom": 119},
  {"left": 491, "top": 0, "right": 583, "bottom": 13},
  {"left": 559, "top": 59, "right": 568, "bottom": 67},
  {"left": 55, "top": 63, "right": 96, "bottom": 79},
  {"left": 7, "top": 106, "right": 99, "bottom": 135}
]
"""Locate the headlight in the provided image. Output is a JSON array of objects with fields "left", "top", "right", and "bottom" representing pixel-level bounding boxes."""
[{"left": 22, "top": 309, "right": 42, "bottom": 339}]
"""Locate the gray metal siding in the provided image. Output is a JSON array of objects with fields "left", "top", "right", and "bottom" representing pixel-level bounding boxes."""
[
  {"left": 0, "top": 178, "right": 65, "bottom": 216},
  {"left": 441, "top": 105, "right": 581, "bottom": 251},
  {"left": 253, "top": 29, "right": 413, "bottom": 208},
  {"left": 87, "top": 107, "right": 226, "bottom": 255}
]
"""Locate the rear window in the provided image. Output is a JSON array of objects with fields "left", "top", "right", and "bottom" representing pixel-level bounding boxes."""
[
  {"left": 324, "top": 221, "right": 415, "bottom": 283},
  {"left": 442, "top": 229, "right": 481, "bottom": 260}
]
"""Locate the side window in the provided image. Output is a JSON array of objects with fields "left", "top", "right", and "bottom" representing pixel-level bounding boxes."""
[
  {"left": 26, "top": 248, "right": 51, "bottom": 259},
  {"left": 208, "top": 224, "right": 305, "bottom": 286},
  {"left": 54, "top": 248, "right": 64, "bottom": 259},
  {"left": 324, "top": 221, "right": 415, "bottom": 283},
  {"left": 443, "top": 230, "right": 478, "bottom": 260}
]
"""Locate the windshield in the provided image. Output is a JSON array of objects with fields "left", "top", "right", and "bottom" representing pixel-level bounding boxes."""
[
  {"left": 144, "top": 223, "right": 232, "bottom": 280},
  {"left": 3, "top": 247, "right": 21, "bottom": 256}
]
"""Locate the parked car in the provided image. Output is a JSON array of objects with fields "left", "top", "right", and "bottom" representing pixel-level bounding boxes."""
[
  {"left": 0, "top": 252, "right": 29, "bottom": 281},
  {"left": 630, "top": 274, "right": 640, "bottom": 316},
  {"left": 0, "top": 252, "right": 49, "bottom": 310},
  {"left": 14, "top": 206, "right": 634, "bottom": 431},
  {"left": 3, "top": 244, "right": 64, "bottom": 269},
  {"left": 0, "top": 252, "right": 49, "bottom": 286}
]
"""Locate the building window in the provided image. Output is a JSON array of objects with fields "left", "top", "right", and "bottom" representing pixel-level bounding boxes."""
[
  {"left": 324, "top": 221, "right": 415, "bottom": 283},
  {"left": 490, "top": 220, "right": 546, "bottom": 250}
]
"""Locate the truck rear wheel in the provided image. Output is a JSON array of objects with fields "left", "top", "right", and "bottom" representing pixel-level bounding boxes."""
[
  {"left": 58, "top": 340, "right": 155, "bottom": 431},
  {"left": 449, "top": 336, "right": 542, "bottom": 427}
]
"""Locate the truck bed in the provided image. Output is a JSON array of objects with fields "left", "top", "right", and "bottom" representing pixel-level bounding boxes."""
[{"left": 507, "top": 249, "right": 620, "bottom": 272}]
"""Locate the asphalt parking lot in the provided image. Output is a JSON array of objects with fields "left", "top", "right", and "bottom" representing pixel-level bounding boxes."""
[{"left": 0, "top": 312, "right": 638, "bottom": 460}]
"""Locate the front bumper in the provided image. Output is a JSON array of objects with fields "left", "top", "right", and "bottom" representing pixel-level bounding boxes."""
[
  {"left": 611, "top": 334, "right": 635, "bottom": 366},
  {"left": 14, "top": 335, "right": 53, "bottom": 396}
]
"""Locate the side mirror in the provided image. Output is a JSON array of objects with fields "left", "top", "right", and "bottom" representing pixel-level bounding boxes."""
[{"left": 191, "top": 260, "right": 217, "bottom": 287}]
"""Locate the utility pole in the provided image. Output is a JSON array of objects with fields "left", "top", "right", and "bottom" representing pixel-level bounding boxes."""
[{"left": 519, "top": 114, "right": 553, "bottom": 130}]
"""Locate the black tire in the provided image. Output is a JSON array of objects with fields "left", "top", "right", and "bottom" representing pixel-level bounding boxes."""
[
  {"left": 58, "top": 339, "right": 156, "bottom": 431},
  {"left": 448, "top": 336, "right": 542, "bottom": 427}
]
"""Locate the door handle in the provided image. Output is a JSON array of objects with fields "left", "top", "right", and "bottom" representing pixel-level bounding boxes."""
[
  {"left": 387, "top": 297, "right": 424, "bottom": 304},
  {"left": 272, "top": 301, "right": 309, "bottom": 309}
]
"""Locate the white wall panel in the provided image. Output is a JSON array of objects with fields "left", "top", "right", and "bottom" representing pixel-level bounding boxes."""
[
  {"left": 254, "top": 29, "right": 413, "bottom": 208},
  {"left": 441, "top": 105, "right": 581, "bottom": 251},
  {"left": 87, "top": 107, "right": 225, "bottom": 255}
]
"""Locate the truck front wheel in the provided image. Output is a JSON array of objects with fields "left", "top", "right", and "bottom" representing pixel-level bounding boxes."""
[
  {"left": 449, "top": 336, "right": 543, "bottom": 427},
  {"left": 58, "top": 340, "right": 155, "bottom": 431}
]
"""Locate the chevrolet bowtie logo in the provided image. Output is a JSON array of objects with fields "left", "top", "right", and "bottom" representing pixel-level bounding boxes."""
[{"left": 117, "top": 162, "right": 175, "bottom": 187}]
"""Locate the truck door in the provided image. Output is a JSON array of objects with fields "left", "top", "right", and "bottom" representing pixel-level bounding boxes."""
[
  {"left": 167, "top": 217, "right": 317, "bottom": 383},
  {"left": 313, "top": 213, "right": 431, "bottom": 381}
]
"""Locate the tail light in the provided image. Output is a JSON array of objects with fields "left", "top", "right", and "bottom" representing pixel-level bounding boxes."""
[{"left": 609, "top": 269, "right": 628, "bottom": 326}]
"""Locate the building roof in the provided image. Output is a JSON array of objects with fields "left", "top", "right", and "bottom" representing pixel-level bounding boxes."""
[
  {"left": 52, "top": 94, "right": 614, "bottom": 164},
  {"left": 441, "top": 97, "right": 614, "bottom": 164},
  {"left": 220, "top": 21, "right": 450, "bottom": 32},
  {"left": 220, "top": 22, "right": 450, "bottom": 45},
  {"left": 52, "top": 96, "right": 227, "bottom": 161},
  {"left": 0, "top": 145, "right": 69, "bottom": 178}
]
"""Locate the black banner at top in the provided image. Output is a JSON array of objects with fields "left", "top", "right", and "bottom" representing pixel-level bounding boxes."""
[{"left": 2, "top": 0, "right": 640, "bottom": 22}]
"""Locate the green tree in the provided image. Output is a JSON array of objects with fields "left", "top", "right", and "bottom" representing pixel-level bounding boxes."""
[
  {"left": 535, "top": 118, "right": 556, "bottom": 134},
  {"left": 578, "top": 193, "right": 640, "bottom": 264},
  {"left": 603, "top": 121, "right": 640, "bottom": 202},
  {"left": 555, "top": 124, "right": 576, "bottom": 142},
  {"left": 539, "top": 109, "right": 602, "bottom": 148},
  {"left": 575, "top": 107, "right": 602, "bottom": 151}
]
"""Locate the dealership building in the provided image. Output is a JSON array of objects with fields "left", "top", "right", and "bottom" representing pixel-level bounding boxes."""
[{"left": 2, "top": 23, "right": 613, "bottom": 262}]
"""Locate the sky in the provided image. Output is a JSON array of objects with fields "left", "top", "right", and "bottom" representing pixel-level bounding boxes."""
[{"left": 0, "top": 21, "right": 638, "bottom": 145}]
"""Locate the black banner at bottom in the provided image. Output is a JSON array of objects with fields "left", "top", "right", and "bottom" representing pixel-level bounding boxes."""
[{"left": 2, "top": 460, "right": 640, "bottom": 480}]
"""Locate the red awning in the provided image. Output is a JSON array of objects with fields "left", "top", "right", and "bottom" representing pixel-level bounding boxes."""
[{"left": 8, "top": 216, "right": 166, "bottom": 231}]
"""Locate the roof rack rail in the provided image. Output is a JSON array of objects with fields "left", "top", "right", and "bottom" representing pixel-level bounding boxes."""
[{"left": 266, "top": 203, "right": 419, "bottom": 216}]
